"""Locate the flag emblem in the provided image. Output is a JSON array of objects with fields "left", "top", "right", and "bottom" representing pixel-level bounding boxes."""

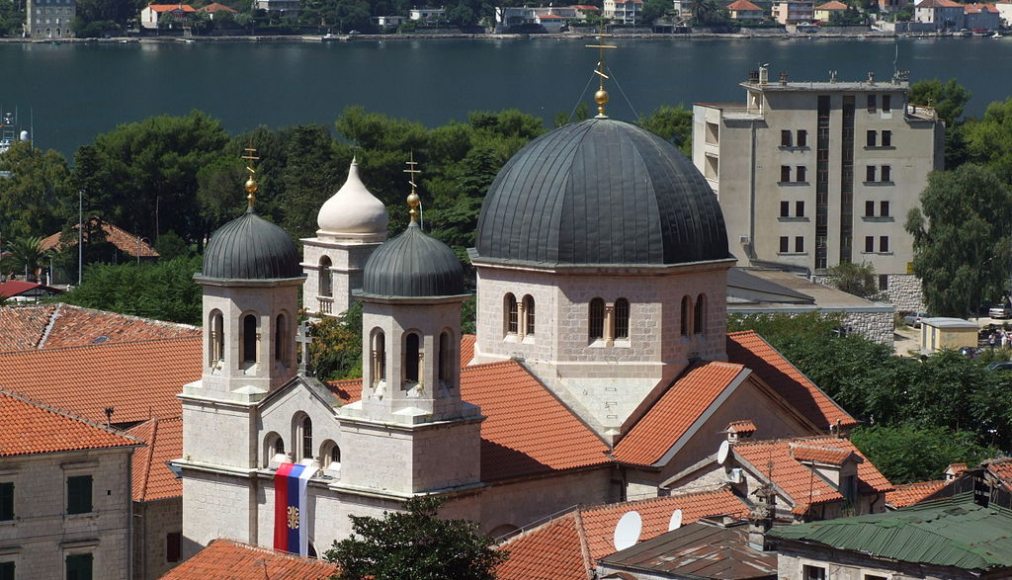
[{"left": 273, "top": 461, "right": 316, "bottom": 555}]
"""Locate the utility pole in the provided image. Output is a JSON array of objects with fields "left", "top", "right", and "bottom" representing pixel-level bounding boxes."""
[{"left": 78, "top": 189, "right": 83, "bottom": 286}]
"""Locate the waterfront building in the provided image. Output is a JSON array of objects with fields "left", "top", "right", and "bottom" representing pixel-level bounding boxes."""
[
  {"left": 692, "top": 69, "right": 944, "bottom": 311},
  {"left": 914, "top": 0, "right": 965, "bottom": 29},
  {"left": 878, "top": 0, "right": 910, "bottom": 13},
  {"left": 964, "top": 3, "right": 1002, "bottom": 31},
  {"left": 0, "top": 390, "right": 139, "bottom": 579},
  {"left": 410, "top": 7, "right": 446, "bottom": 21},
  {"left": 25, "top": 0, "right": 75, "bottom": 39},
  {"left": 140, "top": 4, "right": 197, "bottom": 30},
  {"left": 727, "top": 0, "right": 765, "bottom": 20},
  {"left": 604, "top": 0, "right": 644, "bottom": 25},
  {"left": 772, "top": 0, "right": 815, "bottom": 24},
  {"left": 255, "top": 0, "right": 299, "bottom": 15},
  {"left": 813, "top": 0, "right": 848, "bottom": 22},
  {"left": 372, "top": 15, "right": 406, "bottom": 30},
  {"left": 301, "top": 159, "right": 388, "bottom": 319},
  {"left": 999, "top": 0, "right": 1012, "bottom": 26}
]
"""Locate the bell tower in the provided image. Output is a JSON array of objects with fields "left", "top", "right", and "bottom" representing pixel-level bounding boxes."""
[{"left": 337, "top": 164, "right": 483, "bottom": 496}]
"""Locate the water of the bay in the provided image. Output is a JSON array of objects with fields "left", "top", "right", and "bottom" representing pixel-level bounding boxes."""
[{"left": 5, "top": 36, "right": 1011, "bottom": 158}]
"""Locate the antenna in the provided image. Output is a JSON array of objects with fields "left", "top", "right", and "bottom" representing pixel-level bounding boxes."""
[
  {"left": 717, "top": 440, "right": 730, "bottom": 465},
  {"left": 668, "top": 508, "right": 683, "bottom": 531},
  {"left": 613, "top": 510, "right": 642, "bottom": 551}
]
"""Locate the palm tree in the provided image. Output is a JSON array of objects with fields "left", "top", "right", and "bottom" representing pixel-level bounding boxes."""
[{"left": 8, "top": 236, "right": 51, "bottom": 282}]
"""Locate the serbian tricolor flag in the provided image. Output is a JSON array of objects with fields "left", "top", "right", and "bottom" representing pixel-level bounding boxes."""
[{"left": 273, "top": 462, "right": 314, "bottom": 555}]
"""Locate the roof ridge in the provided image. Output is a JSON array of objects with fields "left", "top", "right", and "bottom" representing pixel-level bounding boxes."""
[
  {"left": 582, "top": 484, "right": 732, "bottom": 513},
  {"left": 138, "top": 417, "right": 158, "bottom": 502},
  {"left": 0, "top": 333, "right": 201, "bottom": 357},
  {"left": 0, "top": 388, "right": 138, "bottom": 444},
  {"left": 50, "top": 302, "right": 199, "bottom": 330},
  {"left": 36, "top": 302, "right": 61, "bottom": 349},
  {"left": 572, "top": 508, "right": 594, "bottom": 578}
]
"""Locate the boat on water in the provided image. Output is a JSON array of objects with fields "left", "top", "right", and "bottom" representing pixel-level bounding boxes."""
[{"left": 0, "top": 111, "right": 30, "bottom": 155}]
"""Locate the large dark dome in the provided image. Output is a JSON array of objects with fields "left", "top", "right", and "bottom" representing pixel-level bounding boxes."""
[
  {"left": 199, "top": 210, "right": 302, "bottom": 281},
  {"left": 361, "top": 222, "right": 466, "bottom": 298},
  {"left": 474, "top": 118, "right": 730, "bottom": 267}
]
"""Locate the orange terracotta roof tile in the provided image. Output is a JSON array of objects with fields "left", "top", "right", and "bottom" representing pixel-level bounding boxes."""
[
  {"left": 201, "top": 2, "right": 238, "bottom": 12},
  {"left": 127, "top": 416, "right": 183, "bottom": 502},
  {"left": 326, "top": 378, "right": 363, "bottom": 404},
  {"left": 726, "top": 419, "right": 758, "bottom": 434},
  {"left": 613, "top": 362, "right": 749, "bottom": 466},
  {"left": 579, "top": 487, "right": 750, "bottom": 561},
  {"left": 498, "top": 512, "right": 591, "bottom": 580},
  {"left": 885, "top": 479, "right": 948, "bottom": 508},
  {"left": 726, "top": 331, "right": 857, "bottom": 430},
  {"left": 40, "top": 218, "right": 159, "bottom": 258},
  {"left": 462, "top": 360, "right": 610, "bottom": 481},
  {"left": 790, "top": 443, "right": 857, "bottom": 466},
  {"left": 161, "top": 539, "right": 337, "bottom": 580},
  {"left": 0, "top": 336, "right": 201, "bottom": 425},
  {"left": 499, "top": 487, "right": 749, "bottom": 579},
  {"left": 816, "top": 0, "right": 848, "bottom": 9},
  {"left": 733, "top": 436, "right": 892, "bottom": 515},
  {"left": 0, "top": 303, "right": 199, "bottom": 353},
  {"left": 0, "top": 390, "right": 138, "bottom": 457},
  {"left": 987, "top": 458, "right": 1012, "bottom": 491},
  {"left": 728, "top": 0, "right": 763, "bottom": 10},
  {"left": 460, "top": 333, "right": 476, "bottom": 366}
]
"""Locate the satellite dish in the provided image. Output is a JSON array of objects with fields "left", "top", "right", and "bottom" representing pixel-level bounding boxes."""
[
  {"left": 668, "top": 509, "right": 683, "bottom": 531},
  {"left": 613, "top": 510, "right": 642, "bottom": 551},
  {"left": 717, "top": 440, "right": 730, "bottom": 465}
]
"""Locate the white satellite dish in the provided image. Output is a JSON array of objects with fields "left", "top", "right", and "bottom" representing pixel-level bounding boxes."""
[
  {"left": 613, "top": 510, "right": 642, "bottom": 551},
  {"left": 717, "top": 440, "right": 730, "bottom": 465},
  {"left": 668, "top": 509, "right": 683, "bottom": 531}
]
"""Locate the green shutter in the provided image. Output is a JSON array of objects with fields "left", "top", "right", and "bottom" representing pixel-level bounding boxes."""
[
  {"left": 0, "top": 483, "right": 13, "bottom": 521},
  {"left": 0, "top": 561, "right": 14, "bottom": 580},
  {"left": 65, "top": 554, "right": 93, "bottom": 580},
  {"left": 67, "top": 476, "right": 92, "bottom": 515}
]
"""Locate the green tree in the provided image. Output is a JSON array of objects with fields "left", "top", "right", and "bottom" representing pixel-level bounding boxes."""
[
  {"left": 6, "top": 236, "right": 52, "bottom": 282},
  {"left": 0, "top": 0, "right": 24, "bottom": 36},
  {"left": 0, "top": 142, "right": 73, "bottom": 241},
  {"left": 640, "top": 0, "right": 672, "bottom": 26},
  {"left": 909, "top": 79, "right": 971, "bottom": 127},
  {"left": 638, "top": 105, "right": 692, "bottom": 155},
  {"left": 310, "top": 302, "right": 363, "bottom": 381},
  {"left": 962, "top": 98, "right": 1012, "bottom": 183},
  {"left": 906, "top": 164, "right": 1012, "bottom": 317},
  {"left": 325, "top": 496, "right": 506, "bottom": 580},
  {"left": 61, "top": 256, "right": 203, "bottom": 324},
  {"left": 851, "top": 423, "right": 999, "bottom": 483},
  {"left": 826, "top": 261, "right": 882, "bottom": 300}
]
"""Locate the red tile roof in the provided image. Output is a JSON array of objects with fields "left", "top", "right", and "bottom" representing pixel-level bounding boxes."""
[
  {"left": 727, "top": 0, "right": 763, "bottom": 10},
  {"left": 613, "top": 362, "right": 749, "bottom": 466},
  {"left": 0, "top": 336, "right": 201, "bottom": 425},
  {"left": 497, "top": 512, "right": 591, "bottom": 580},
  {"left": 986, "top": 458, "right": 1012, "bottom": 491},
  {"left": 726, "top": 331, "right": 857, "bottom": 430},
  {"left": 462, "top": 360, "right": 610, "bottom": 481},
  {"left": 815, "top": 0, "right": 848, "bottom": 9},
  {"left": 40, "top": 218, "right": 159, "bottom": 258},
  {"left": 161, "top": 539, "right": 337, "bottom": 580},
  {"left": 885, "top": 479, "right": 948, "bottom": 508},
  {"left": 733, "top": 436, "right": 892, "bottom": 515},
  {"left": 460, "top": 333, "right": 476, "bottom": 366},
  {"left": 127, "top": 416, "right": 183, "bottom": 502},
  {"left": 326, "top": 360, "right": 610, "bottom": 482},
  {"left": 498, "top": 487, "right": 749, "bottom": 580},
  {"left": 201, "top": 2, "right": 238, "bottom": 12},
  {"left": 917, "top": 0, "right": 962, "bottom": 7},
  {"left": 0, "top": 390, "right": 138, "bottom": 457},
  {"left": 0, "top": 303, "right": 199, "bottom": 353},
  {"left": 0, "top": 281, "right": 61, "bottom": 299},
  {"left": 789, "top": 443, "right": 856, "bottom": 466},
  {"left": 726, "top": 419, "right": 758, "bottom": 434}
]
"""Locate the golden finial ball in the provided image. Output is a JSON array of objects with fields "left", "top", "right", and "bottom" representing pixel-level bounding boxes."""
[
  {"left": 245, "top": 177, "right": 258, "bottom": 195},
  {"left": 595, "top": 89, "right": 609, "bottom": 106},
  {"left": 407, "top": 191, "right": 420, "bottom": 210}
]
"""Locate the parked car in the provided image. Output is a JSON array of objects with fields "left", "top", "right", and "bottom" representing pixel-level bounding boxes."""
[
  {"left": 989, "top": 304, "right": 1011, "bottom": 319},
  {"left": 987, "top": 360, "right": 1012, "bottom": 371},
  {"left": 903, "top": 312, "right": 929, "bottom": 328}
]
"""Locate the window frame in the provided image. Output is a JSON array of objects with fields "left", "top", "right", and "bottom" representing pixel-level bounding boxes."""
[
  {"left": 866, "top": 129, "right": 876, "bottom": 147},
  {"left": 866, "top": 94, "right": 876, "bottom": 113},
  {"left": 880, "top": 236, "right": 889, "bottom": 253},
  {"left": 166, "top": 531, "right": 182, "bottom": 563},
  {"left": 0, "top": 482, "right": 12, "bottom": 521},
  {"left": 797, "top": 129, "right": 808, "bottom": 147},
  {"left": 780, "top": 200, "right": 790, "bottom": 218},
  {"left": 880, "top": 200, "right": 890, "bottom": 217},
  {"left": 522, "top": 295, "right": 535, "bottom": 337},
  {"left": 866, "top": 165, "right": 876, "bottom": 183},
  {"left": 404, "top": 332, "right": 421, "bottom": 386},
  {"left": 796, "top": 165, "right": 807, "bottom": 182},
  {"left": 780, "top": 165, "right": 791, "bottom": 183},
  {"left": 589, "top": 298, "right": 605, "bottom": 341},
  {"left": 779, "top": 236, "right": 789, "bottom": 253},
  {"left": 66, "top": 475, "right": 92, "bottom": 516},
  {"left": 614, "top": 298, "right": 630, "bottom": 340},
  {"left": 795, "top": 236, "right": 805, "bottom": 253},
  {"left": 780, "top": 129, "right": 792, "bottom": 147},
  {"left": 504, "top": 293, "right": 518, "bottom": 336},
  {"left": 865, "top": 236, "right": 875, "bottom": 253},
  {"left": 882, "top": 94, "right": 892, "bottom": 112},
  {"left": 881, "top": 165, "right": 891, "bottom": 182},
  {"left": 65, "top": 552, "right": 94, "bottom": 580},
  {"left": 796, "top": 200, "right": 805, "bottom": 217},
  {"left": 881, "top": 130, "right": 892, "bottom": 147}
]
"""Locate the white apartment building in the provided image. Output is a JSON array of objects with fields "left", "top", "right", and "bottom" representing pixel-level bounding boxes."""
[
  {"left": 603, "top": 0, "right": 643, "bottom": 25},
  {"left": 692, "top": 69, "right": 944, "bottom": 311},
  {"left": 772, "top": 0, "right": 814, "bottom": 23}
]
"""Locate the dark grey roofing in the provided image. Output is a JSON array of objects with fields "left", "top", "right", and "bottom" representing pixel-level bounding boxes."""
[
  {"left": 599, "top": 522, "right": 778, "bottom": 579},
  {"left": 474, "top": 118, "right": 730, "bottom": 267},
  {"left": 200, "top": 209, "right": 302, "bottom": 281},
  {"left": 361, "top": 222, "right": 465, "bottom": 298},
  {"left": 728, "top": 268, "right": 815, "bottom": 305}
]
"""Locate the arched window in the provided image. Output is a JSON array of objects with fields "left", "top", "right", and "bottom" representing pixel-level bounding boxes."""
[
  {"left": 589, "top": 298, "right": 605, "bottom": 341},
  {"left": 438, "top": 330, "right": 452, "bottom": 385},
  {"left": 522, "top": 295, "right": 535, "bottom": 336},
  {"left": 319, "top": 256, "right": 332, "bottom": 298},
  {"left": 614, "top": 298, "right": 630, "bottom": 340},
  {"left": 694, "top": 294, "right": 706, "bottom": 335},
  {"left": 274, "top": 313, "right": 287, "bottom": 364},
  {"left": 680, "top": 296, "right": 691, "bottom": 336},
  {"left": 263, "top": 432, "right": 284, "bottom": 467},
  {"left": 301, "top": 416, "right": 313, "bottom": 461},
  {"left": 321, "top": 440, "right": 341, "bottom": 469},
  {"left": 504, "top": 293, "right": 518, "bottom": 335},
  {"left": 372, "top": 330, "right": 386, "bottom": 386},
  {"left": 404, "top": 332, "right": 420, "bottom": 385},
  {"left": 242, "top": 314, "right": 258, "bottom": 364},
  {"left": 209, "top": 310, "right": 224, "bottom": 365}
]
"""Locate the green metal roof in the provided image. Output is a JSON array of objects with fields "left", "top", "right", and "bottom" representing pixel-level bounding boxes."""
[{"left": 769, "top": 494, "right": 1012, "bottom": 572}]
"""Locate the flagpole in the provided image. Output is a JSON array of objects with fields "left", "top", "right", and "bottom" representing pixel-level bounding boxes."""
[{"left": 78, "top": 189, "right": 82, "bottom": 286}]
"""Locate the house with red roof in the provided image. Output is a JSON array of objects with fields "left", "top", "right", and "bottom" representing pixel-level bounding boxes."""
[
  {"left": 964, "top": 2, "right": 1001, "bottom": 30},
  {"left": 814, "top": 0, "right": 848, "bottom": 21},
  {"left": 0, "top": 390, "right": 140, "bottom": 580},
  {"left": 727, "top": 0, "right": 765, "bottom": 20},
  {"left": 914, "top": 0, "right": 966, "bottom": 29},
  {"left": 161, "top": 539, "right": 337, "bottom": 579},
  {"left": 140, "top": 3, "right": 198, "bottom": 30},
  {"left": 0, "top": 280, "right": 62, "bottom": 303}
]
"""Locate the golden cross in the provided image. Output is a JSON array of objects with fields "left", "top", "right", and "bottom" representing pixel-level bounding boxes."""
[
  {"left": 403, "top": 151, "right": 421, "bottom": 194},
  {"left": 585, "top": 22, "right": 616, "bottom": 118},
  {"left": 241, "top": 146, "right": 260, "bottom": 177},
  {"left": 241, "top": 145, "right": 260, "bottom": 209}
]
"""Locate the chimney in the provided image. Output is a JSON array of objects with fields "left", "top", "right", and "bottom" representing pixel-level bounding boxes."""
[
  {"left": 759, "top": 65, "right": 769, "bottom": 86},
  {"left": 867, "top": 71, "right": 876, "bottom": 85},
  {"left": 779, "top": 71, "right": 788, "bottom": 86},
  {"left": 748, "top": 483, "right": 776, "bottom": 551},
  {"left": 829, "top": 69, "right": 838, "bottom": 83}
]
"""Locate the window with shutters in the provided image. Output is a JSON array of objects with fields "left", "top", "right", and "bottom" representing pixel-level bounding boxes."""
[{"left": 67, "top": 475, "right": 92, "bottom": 515}]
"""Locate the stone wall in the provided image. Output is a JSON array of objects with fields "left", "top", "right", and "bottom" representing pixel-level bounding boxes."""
[
  {"left": 134, "top": 497, "right": 182, "bottom": 580},
  {"left": 885, "top": 273, "right": 925, "bottom": 313},
  {"left": 0, "top": 448, "right": 133, "bottom": 579},
  {"left": 841, "top": 311, "right": 894, "bottom": 345}
]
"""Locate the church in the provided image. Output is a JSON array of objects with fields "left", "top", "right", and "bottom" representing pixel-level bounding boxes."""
[{"left": 176, "top": 93, "right": 859, "bottom": 559}]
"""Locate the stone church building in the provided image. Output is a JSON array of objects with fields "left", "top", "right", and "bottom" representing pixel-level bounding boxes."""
[{"left": 177, "top": 115, "right": 859, "bottom": 558}]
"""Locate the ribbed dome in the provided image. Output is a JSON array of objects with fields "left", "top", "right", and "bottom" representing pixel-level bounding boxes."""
[
  {"left": 474, "top": 118, "right": 730, "bottom": 266},
  {"left": 317, "top": 160, "right": 388, "bottom": 241},
  {"left": 200, "top": 210, "right": 302, "bottom": 280},
  {"left": 361, "top": 222, "right": 465, "bottom": 298}
]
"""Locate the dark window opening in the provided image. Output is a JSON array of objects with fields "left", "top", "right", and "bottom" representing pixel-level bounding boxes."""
[
  {"left": 589, "top": 298, "right": 605, "bottom": 340},
  {"left": 373, "top": 331, "right": 386, "bottom": 384},
  {"left": 693, "top": 294, "right": 705, "bottom": 335},
  {"left": 797, "top": 130, "right": 808, "bottom": 147},
  {"left": 405, "top": 333, "right": 420, "bottom": 384},
  {"left": 523, "top": 295, "right": 535, "bottom": 336},
  {"left": 882, "top": 95, "right": 892, "bottom": 112},
  {"left": 242, "top": 314, "right": 257, "bottom": 364},
  {"left": 866, "top": 94, "right": 876, "bottom": 113},
  {"left": 796, "top": 166, "right": 807, "bottom": 182},
  {"left": 0, "top": 482, "right": 12, "bottom": 521},
  {"left": 881, "top": 165, "right": 891, "bottom": 182},
  {"left": 882, "top": 130, "right": 892, "bottom": 146},
  {"left": 0, "top": 562, "right": 13, "bottom": 580},
  {"left": 880, "top": 236, "right": 889, "bottom": 253},
  {"left": 865, "top": 236, "right": 875, "bottom": 253},
  {"left": 780, "top": 130, "right": 792, "bottom": 147},
  {"left": 505, "top": 294, "right": 518, "bottom": 335},
  {"left": 274, "top": 314, "right": 286, "bottom": 363},
  {"left": 166, "top": 532, "right": 182, "bottom": 563},
  {"left": 879, "top": 274, "right": 889, "bottom": 290},
  {"left": 780, "top": 165, "right": 791, "bottom": 182},
  {"left": 866, "top": 165, "right": 876, "bottom": 182},
  {"left": 301, "top": 417, "right": 313, "bottom": 461},
  {"left": 795, "top": 236, "right": 805, "bottom": 253},
  {"left": 614, "top": 298, "right": 630, "bottom": 339},
  {"left": 865, "top": 200, "right": 875, "bottom": 217},
  {"left": 319, "top": 257, "right": 332, "bottom": 298},
  {"left": 866, "top": 130, "right": 876, "bottom": 147},
  {"left": 796, "top": 200, "right": 805, "bottom": 217},
  {"left": 881, "top": 200, "right": 890, "bottom": 216},
  {"left": 780, "top": 201, "right": 790, "bottom": 217},
  {"left": 780, "top": 236, "right": 789, "bottom": 253},
  {"left": 66, "top": 553, "right": 93, "bottom": 580},
  {"left": 67, "top": 475, "right": 92, "bottom": 515},
  {"left": 680, "top": 296, "right": 691, "bottom": 336}
]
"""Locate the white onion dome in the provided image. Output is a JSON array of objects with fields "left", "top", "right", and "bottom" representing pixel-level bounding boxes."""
[{"left": 316, "top": 159, "right": 389, "bottom": 242}]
